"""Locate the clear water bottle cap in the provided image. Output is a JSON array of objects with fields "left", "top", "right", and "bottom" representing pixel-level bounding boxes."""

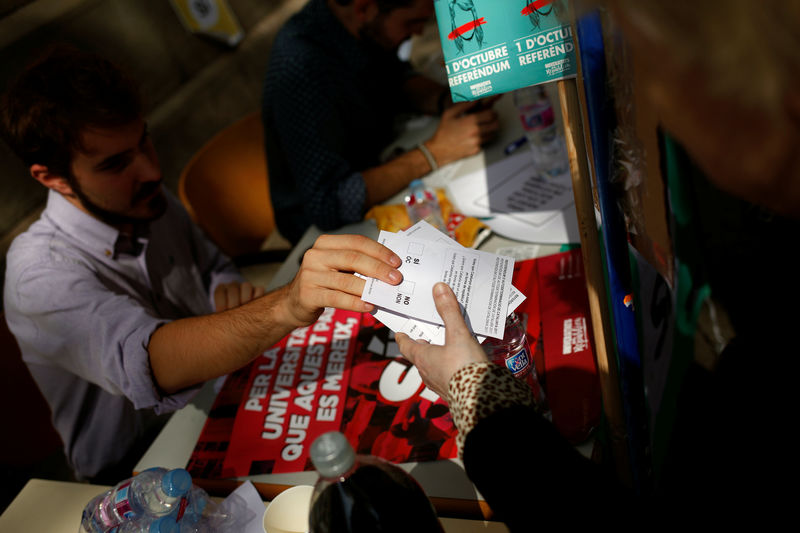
[
  {"left": 161, "top": 469, "right": 192, "bottom": 497},
  {"left": 408, "top": 178, "right": 424, "bottom": 191},
  {"left": 149, "top": 516, "right": 178, "bottom": 533},
  {"left": 310, "top": 431, "right": 355, "bottom": 479}
]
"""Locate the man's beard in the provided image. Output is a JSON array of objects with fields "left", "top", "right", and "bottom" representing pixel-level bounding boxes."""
[
  {"left": 67, "top": 174, "right": 168, "bottom": 228},
  {"left": 358, "top": 15, "right": 398, "bottom": 55}
]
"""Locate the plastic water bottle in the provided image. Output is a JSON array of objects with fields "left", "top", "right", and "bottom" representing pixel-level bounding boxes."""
[
  {"left": 81, "top": 468, "right": 193, "bottom": 532},
  {"left": 176, "top": 487, "right": 253, "bottom": 533},
  {"left": 175, "top": 486, "right": 208, "bottom": 533},
  {"left": 513, "top": 85, "right": 568, "bottom": 179},
  {"left": 480, "top": 313, "right": 550, "bottom": 418},
  {"left": 308, "top": 431, "right": 445, "bottom": 533},
  {"left": 112, "top": 515, "right": 179, "bottom": 533},
  {"left": 404, "top": 179, "right": 447, "bottom": 232}
]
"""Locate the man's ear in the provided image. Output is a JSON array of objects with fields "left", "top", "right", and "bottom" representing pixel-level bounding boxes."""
[{"left": 30, "top": 164, "right": 74, "bottom": 196}]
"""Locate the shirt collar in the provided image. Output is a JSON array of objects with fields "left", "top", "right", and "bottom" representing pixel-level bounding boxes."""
[{"left": 42, "top": 189, "right": 148, "bottom": 259}]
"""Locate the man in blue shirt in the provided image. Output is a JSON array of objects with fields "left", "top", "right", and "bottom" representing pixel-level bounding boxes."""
[
  {"left": 1, "top": 45, "right": 403, "bottom": 483},
  {"left": 263, "top": 0, "right": 500, "bottom": 243}
]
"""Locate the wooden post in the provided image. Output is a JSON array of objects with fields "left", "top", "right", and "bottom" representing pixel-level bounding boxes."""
[{"left": 557, "top": 77, "right": 633, "bottom": 487}]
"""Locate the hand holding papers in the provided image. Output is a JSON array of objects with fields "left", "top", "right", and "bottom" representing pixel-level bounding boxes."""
[{"left": 360, "top": 221, "right": 525, "bottom": 342}]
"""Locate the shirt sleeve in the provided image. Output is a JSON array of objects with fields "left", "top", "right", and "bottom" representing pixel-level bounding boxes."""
[
  {"left": 447, "top": 362, "right": 537, "bottom": 459},
  {"left": 451, "top": 363, "right": 631, "bottom": 529},
  {"left": 8, "top": 260, "right": 197, "bottom": 414},
  {"left": 266, "top": 54, "right": 367, "bottom": 230}
]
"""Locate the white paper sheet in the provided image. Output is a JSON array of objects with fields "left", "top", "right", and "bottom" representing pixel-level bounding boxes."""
[
  {"left": 225, "top": 480, "right": 267, "bottom": 533},
  {"left": 368, "top": 220, "right": 525, "bottom": 344},
  {"left": 362, "top": 230, "right": 515, "bottom": 339},
  {"left": 446, "top": 150, "right": 579, "bottom": 243},
  {"left": 403, "top": 220, "right": 526, "bottom": 309}
]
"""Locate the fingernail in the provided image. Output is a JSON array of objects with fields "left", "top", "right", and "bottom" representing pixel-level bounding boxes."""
[
  {"left": 388, "top": 270, "right": 402, "bottom": 283},
  {"left": 434, "top": 282, "right": 449, "bottom": 296},
  {"left": 390, "top": 254, "right": 402, "bottom": 267}
]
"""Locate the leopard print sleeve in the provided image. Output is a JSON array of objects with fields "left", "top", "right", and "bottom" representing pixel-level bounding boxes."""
[{"left": 447, "top": 362, "right": 536, "bottom": 459}]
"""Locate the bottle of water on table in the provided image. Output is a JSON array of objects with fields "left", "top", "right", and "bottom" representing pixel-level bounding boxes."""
[
  {"left": 481, "top": 312, "right": 550, "bottom": 418},
  {"left": 513, "top": 84, "right": 569, "bottom": 179},
  {"left": 404, "top": 179, "right": 447, "bottom": 232},
  {"left": 81, "top": 467, "right": 192, "bottom": 532},
  {"left": 112, "top": 515, "right": 179, "bottom": 533}
]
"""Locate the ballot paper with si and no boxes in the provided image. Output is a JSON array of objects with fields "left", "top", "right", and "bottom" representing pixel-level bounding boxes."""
[{"left": 361, "top": 220, "right": 525, "bottom": 341}]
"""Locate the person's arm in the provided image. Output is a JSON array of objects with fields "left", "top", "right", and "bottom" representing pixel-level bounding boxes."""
[
  {"left": 149, "top": 234, "right": 402, "bottom": 394},
  {"left": 397, "top": 283, "right": 629, "bottom": 529},
  {"left": 213, "top": 281, "right": 267, "bottom": 312},
  {"left": 267, "top": 53, "right": 501, "bottom": 226},
  {"left": 361, "top": 99, "right": 501, "bottom": 206}
]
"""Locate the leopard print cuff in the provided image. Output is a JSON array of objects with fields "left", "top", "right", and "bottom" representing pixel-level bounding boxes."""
[{"left": 448, "top": 362, "right": 536, "bottom": 459}]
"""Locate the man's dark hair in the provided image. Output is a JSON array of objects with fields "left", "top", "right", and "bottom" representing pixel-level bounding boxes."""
[
  {"left": 333, "top": 0, "right": 418, "bottom": 13},
  {"left": 0, "top": 44, "right": 142, "bottom": 177}
]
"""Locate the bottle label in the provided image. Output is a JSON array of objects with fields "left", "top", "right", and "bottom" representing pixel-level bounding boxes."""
[
  {"left": 113, "top": 480, "right": 135, "bottom": 520},
  {"left": 95, "top": 493, "right": 120, "bottom": 528},
  {"left": 505, "top": 346, "right": 531, "bottom": 378},
  {"left": 518, "top": 104, "right": 554, "bottom": 132}
]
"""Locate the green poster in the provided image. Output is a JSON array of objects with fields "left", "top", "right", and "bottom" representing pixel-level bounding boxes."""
[{"left": 434, "top": 0, "right": 576, "bottom": 101}]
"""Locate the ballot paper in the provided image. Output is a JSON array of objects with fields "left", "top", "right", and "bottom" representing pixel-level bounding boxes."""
[
  {"left": 366, "top": 221, "right": 525, "bottom": 344},
  {"left": 403, "top": 220, "right": 526, "bottom": 315},
  {"left": 362, "top": 224, "right": 517, "bottom": 340}
]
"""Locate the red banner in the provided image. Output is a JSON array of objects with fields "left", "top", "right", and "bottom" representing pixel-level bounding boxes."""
[
  {"left": 221, "top": 309, "right": 362, "bottom": 475},
  {"left": 187, "top": 251, "right": 601, "bottom": 478}
]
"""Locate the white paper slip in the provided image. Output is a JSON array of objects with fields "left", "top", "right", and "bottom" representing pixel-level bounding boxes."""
[
  {"left": 370, "top": 306, "right": 436, "bottom": 342},
  {"left": 403, "top": 220, "right": 526, "bottom": 310},
  {"left": 371, "top": 306, "right": 456, "bottom": 346},
  {"left": 362, "top": 230, "right": 515, "bottom": 339},
  {"left": 370, "top": 220, "right": 524, "bottom": 345}
]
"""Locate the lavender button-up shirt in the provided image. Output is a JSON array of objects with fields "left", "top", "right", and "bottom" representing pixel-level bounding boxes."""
[{"left": 3, "top": 189, "right": 241, "bottom": 479}]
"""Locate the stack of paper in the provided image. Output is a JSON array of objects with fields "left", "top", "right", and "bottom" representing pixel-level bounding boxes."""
[{"left": 360, "top": 220, "right": 525, "bottom": 344}]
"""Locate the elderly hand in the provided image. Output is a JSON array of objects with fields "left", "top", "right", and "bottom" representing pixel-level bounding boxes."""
[
  {"left": 396, "top": 282, "right": 488, "bottom": 399},
  {"left": 280, "top": 234, "right": 403, "bottom": 328},
  {"left": 214, "top": 281, "right": 266, "bottom": 312}
]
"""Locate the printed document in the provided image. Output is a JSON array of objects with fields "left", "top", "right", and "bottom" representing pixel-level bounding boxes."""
[{"left": 362, "top": 227, "right": 516, "bottom": 340}]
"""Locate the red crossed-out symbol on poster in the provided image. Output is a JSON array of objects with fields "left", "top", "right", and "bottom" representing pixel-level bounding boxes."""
[
  {"left": 447, "top": 17, "right": 487, "bottom": 41},
  {"left": 446, "top": 0, "right": 487, "bottom": 42},
  {"left": 521, "top": 0, "right": 555, "bottom": 16}
]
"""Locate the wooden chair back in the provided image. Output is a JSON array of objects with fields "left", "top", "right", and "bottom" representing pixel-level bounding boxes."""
[{"left": 178, "top": 112, "right": 275, "bottom": 258}]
